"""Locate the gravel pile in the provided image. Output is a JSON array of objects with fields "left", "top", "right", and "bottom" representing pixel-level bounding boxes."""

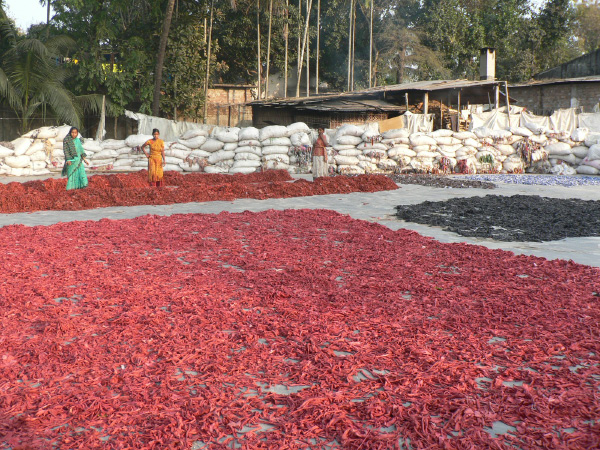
[
  {"left": 395, "top": 194, "right": 600, "bottom": 242},
  {"left": 462, "top": 174, "right": 600, "bottom": 187},
  {"left": 389, "top": 174, "right": 496, "bottom": 189}
]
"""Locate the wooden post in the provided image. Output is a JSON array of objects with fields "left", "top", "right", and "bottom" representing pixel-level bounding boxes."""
[
  {"left": 505, "top": 81, "right": 511, "bottom": 125},
  {"left": 457, "top": 89, "right": 461, "bottom": 131},
  {"left": 423, "top": 92, "right": 429, "bottom": 114},
  {"left": 494, "top": 84, "right": 500, "bottom": 109},
  {"left": 405, "top": 93, "right": 409, "bottom": 112},
  {"left": 440, "top": 97, "right": 443, "bottom": 129},
  {"left": 228, "top": 105, "right": 232, "bottom": 126},
  {"left": 216, "top": 105, "right": 220, "bottom": 125}
]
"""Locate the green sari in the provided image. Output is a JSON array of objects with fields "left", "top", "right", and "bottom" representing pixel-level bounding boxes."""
[{"left": 62, "top": 136, "right": 88, "bottom": 190}]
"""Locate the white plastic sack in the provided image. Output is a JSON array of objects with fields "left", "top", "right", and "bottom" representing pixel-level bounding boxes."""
[
  {"left": 261, "top": 137, "right": 292, "bottom": 147},
  {"left": 236, "top": 146, "right": 262, "bottom": 157},
  {"left": 588, "top": 144, "right": 600, "bottom": 161},
  {"left": 125, "top": 135, "right": 153, "bottom": 148},
  {"left": 101, "top": 139, "right": 126, "bottom": 150},
  {"left": 181, "top": 128, "right": 209, "bottom": 140},
  {"left": 585, "top": 133, "right": 600, "bottom": 147},
  {"left": 409, "top": 135, "right": 436, "bottom": 147},
  {"left": 290, "top": 132, "right": 311, "bottom": 147},
  {"left": 235, "top": 152, "right": 261, "bottom": 161},
  {"left": 263, "top": 154, "right": 290, "bottom": 164},
  {"left": 29, "top": 151, "right": 47, "bottom": 162},
  {"left": 336, "top": 135, "right": 362, "bottom": 146},
  {"left": 358, "top": 142, "right": 387, "bottom": 151},
  {"left": 259, "top": 125, "right": 288, "bottom": 141},
  {"left": 229, "top": 166, "right": 258, "bottom": 174},
  {"left": 92, "top": 149, "right": 118, "bottom": 160},
  {"left": 545, "top": 142, "right": 572, "bottom": 156},
  {"left": 4, "top": 155, "right": 31, "bottom": 168},
  {"left": 11, "top": 138, "right": 34, "bottom": 156},
  {"left": 334, "top": 155, "right": 360, "bottom": 165},
  {"left": 338, "top": 149, "right": 362, "bottom": 157},
  {"left": 179, "top": 135, "right": 208, "bottom": 149},
  {"left": 214, "top": 127, "right": 240, "bottom": 143},
  {"left": 571, "top": 146, "right": 589, "bottom": 159},
  {"left": 382, "top": 128, "right": 409, "bottom": 139},
  {"left": 24, "top": 141, "right": 45, "bottom": 156},
  {"left": 0, "top": 145, "right": 13, "bottom": 157},
  {"left": 232, "top": 159, "right": 261, "bottom": 168},
  {"left": 336, "top": 124, "right": 364, "bottom": 138},
  {"left": 200, "top": 139, "right": 225, "bottom": 152},
  {"left": 238, "top": 127, "right": 260, "bottom": 141},
  {"left": 208, "top": 150, "right": 236, "bottom": 164},
  {"left": 286, "top": 122, "right": 310, "bottom": 135},
  {"left": 262, "top": 145, "right": 290, "bottom": 156},
  {"left": 238, "top": 139, "right": 261, "bottom": 147},
  {"left": 576, "top": 165, "right": 599, "bottom": 175}
]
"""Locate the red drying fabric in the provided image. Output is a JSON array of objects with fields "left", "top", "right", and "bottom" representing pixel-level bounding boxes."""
[
  {"left": 0, "top": 209, "right": 599, "bottom": 449},
  {"left": 0, "top": 171, "right": 398, "bottom": 213}
]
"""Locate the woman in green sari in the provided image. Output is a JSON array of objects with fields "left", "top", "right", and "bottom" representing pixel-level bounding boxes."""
[{"left": 62, "top": 127, "right": 89, "bottom": 190}]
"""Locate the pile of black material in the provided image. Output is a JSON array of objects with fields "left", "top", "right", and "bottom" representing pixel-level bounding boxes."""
[
  {"left": 395, "top": 194, "right": 600, "bottom": 242},
  {"left": 389, "top": 174, "right": 496, "bottom": 189}
]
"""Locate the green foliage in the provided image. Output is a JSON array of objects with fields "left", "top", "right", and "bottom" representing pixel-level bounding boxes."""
[
  {"left": 574, "top": 2, "right": 600, "bottom": 53},
  {"left": 161, "top": 21, "right": 211, "bottom": 119}
]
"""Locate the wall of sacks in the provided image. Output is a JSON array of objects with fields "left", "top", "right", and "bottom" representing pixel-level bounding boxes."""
[{"left": 1, "top": 123, "right": 599, "bottom": 177}]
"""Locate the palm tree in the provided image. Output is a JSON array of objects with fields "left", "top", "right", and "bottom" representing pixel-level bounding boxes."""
[
  {"left": 152, "top": 0, "right": 176, "bottom": 116},
  {"left": 0, "top": 18, "right": 106, "bottom": 134}
]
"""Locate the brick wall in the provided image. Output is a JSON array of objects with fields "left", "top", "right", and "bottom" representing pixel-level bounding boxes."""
[
  {"left": 510, "top": 82, "right": 600, "bottom": 115},
  {"left": 204, "top": 85, "right": 255, "bottom": 126}
]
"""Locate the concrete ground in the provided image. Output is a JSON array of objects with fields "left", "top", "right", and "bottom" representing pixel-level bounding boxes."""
[{"left": 1, "top": 173, "right": 599, "bottom": 267}]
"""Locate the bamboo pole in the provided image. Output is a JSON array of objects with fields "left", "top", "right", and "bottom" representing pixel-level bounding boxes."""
[
  {"left": 284, "top": 0, "right": 289, "bottom": 97},
  {"left": 265, "top": 0, "right": 273, "bottom": 97},
  {"left": 203, "top": 0, "right": 214, "bottom": 123},
  {"left": 369, "top": 0, "right": 373, "bottom": 88},
  {"left": 316, "top": 0, "right": 320, "bottom": 94}
]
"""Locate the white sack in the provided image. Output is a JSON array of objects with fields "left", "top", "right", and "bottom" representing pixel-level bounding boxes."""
[{"left": 238, "top": 127, "right": 260, "bottom": 141}]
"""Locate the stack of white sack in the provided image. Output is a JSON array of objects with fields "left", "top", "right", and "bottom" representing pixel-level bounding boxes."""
[
  {"left": 232, "top": 126, "right": 262, "bottom": 174},
  {"left": 333, "top": 124, "right": 367, "bottom": 174},
  {"left": 288, "top": 125, "right": 313, "bottom": 174},
  {"left": 571, "top": 128, "right": 600, "bottom": 175},
  {"left": 2, "top": 122, "right": 600, "bottom": 177},
  {"left": 0, "top": 125, "right": 72, "bottom": 176},
  {"left": 357, "top": 126, "right": 396, "bottom": 172},
  {"left": 199, "top": 126, "right": 237, "bottom": 174},
  {"left": 258, "top": 124, "right": 291, "bottom": 172},
  {"left": 175, "top": 128, "right": 209, "bottom": 172}
]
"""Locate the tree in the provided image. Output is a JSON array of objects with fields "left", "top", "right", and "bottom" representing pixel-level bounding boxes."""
[
  {"left": 0, "top": 18, "right": 106, "bottom": 133},
  {"left": 152, "top": 0, "right": 176, "bottom": 116},
  {"left": 575, "top": 2, "right": 600, "bottom": 53}
]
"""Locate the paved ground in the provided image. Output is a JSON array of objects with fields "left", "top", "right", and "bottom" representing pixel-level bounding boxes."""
[{"left": 1, "top": 173, "right": 599, "bottom": 267}]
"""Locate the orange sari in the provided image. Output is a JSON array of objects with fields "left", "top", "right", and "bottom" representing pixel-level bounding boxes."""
[{"left": 143, "top": 138, "right": 164, "bottom": 184}]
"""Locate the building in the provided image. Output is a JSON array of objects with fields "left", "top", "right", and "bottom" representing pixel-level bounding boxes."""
[
  {"left": 509, "top": 49, "right": 600, "bottom": 115},
  {"left": 205, "top": 84, "right": 255, "bottom": 127},
  {"left": 250, "top": 79, "right": 506, "bottom": 129}
]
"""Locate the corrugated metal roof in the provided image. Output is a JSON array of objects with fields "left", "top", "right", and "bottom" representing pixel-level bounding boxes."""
[
  {"left": 509, "top": 76, "right": 600, "bottom": 88},
  {"left": 251, "top": 79, "right": 502, "bottom": 107}
]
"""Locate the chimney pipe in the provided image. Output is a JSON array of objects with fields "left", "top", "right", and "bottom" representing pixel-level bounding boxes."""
[{"left": 480, "top": 48, "right": 496, "bottom": 81}]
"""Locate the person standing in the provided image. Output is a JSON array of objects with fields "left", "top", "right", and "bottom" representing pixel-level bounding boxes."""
[
  {"left": 141, "top": 128, "right": 166, "bottom": 187},
  {"left": 313, "top": 127, "right": 329, "bottom": 178},
  {"left": 62, "top": 127, "right": 89, "bottom": 190}
]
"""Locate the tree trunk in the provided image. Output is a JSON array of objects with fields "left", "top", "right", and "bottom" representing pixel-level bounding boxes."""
[
  {"left": 316, "top": 0, "right": 320, "bottom": 94},
  {"left": 203, "top": 0, "right": 214, "bottom": 123},
  {"left": 257, "top": 0, "right": 262, "bottom": 99},
  {"left": 347, "top": 0, "right": 353, "bottom": 91},
  {"left": 152, "top": 0, "right": 176, "bottom": 117},
  {"left": 297, "top": 0, "right": 301, "bottom": 93},
  {"left": 369, "top": 0, "right": 373, "bottom": 88},
  {"left": 152, "top": 0, "right": 175, "bottom": 117},
  {"left": 46, "top": 0, "right": 51, "bottom": 39},
  {"left": 284, "top": 0, "right": 289, "bottom": 97},
  {"left": 351, "top": 4, "right": 355, "bottom": 90},
  {"left": 265, "top": 0, "right": 273, "bottom": 97},
  {"left": 295, "top": 0, "right": 313, "bottom": 97},
  {"left": 305, "top": 0, "right": 310, "bottom": 97}
]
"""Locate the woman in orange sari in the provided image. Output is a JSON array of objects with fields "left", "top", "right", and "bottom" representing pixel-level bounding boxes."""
[{"left": 141, "top": 128, "right": 166, "bottom": 187}]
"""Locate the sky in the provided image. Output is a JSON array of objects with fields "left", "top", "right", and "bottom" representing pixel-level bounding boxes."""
[{"left": 4, "top": 0, "right": 54, "bottom": 32}]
